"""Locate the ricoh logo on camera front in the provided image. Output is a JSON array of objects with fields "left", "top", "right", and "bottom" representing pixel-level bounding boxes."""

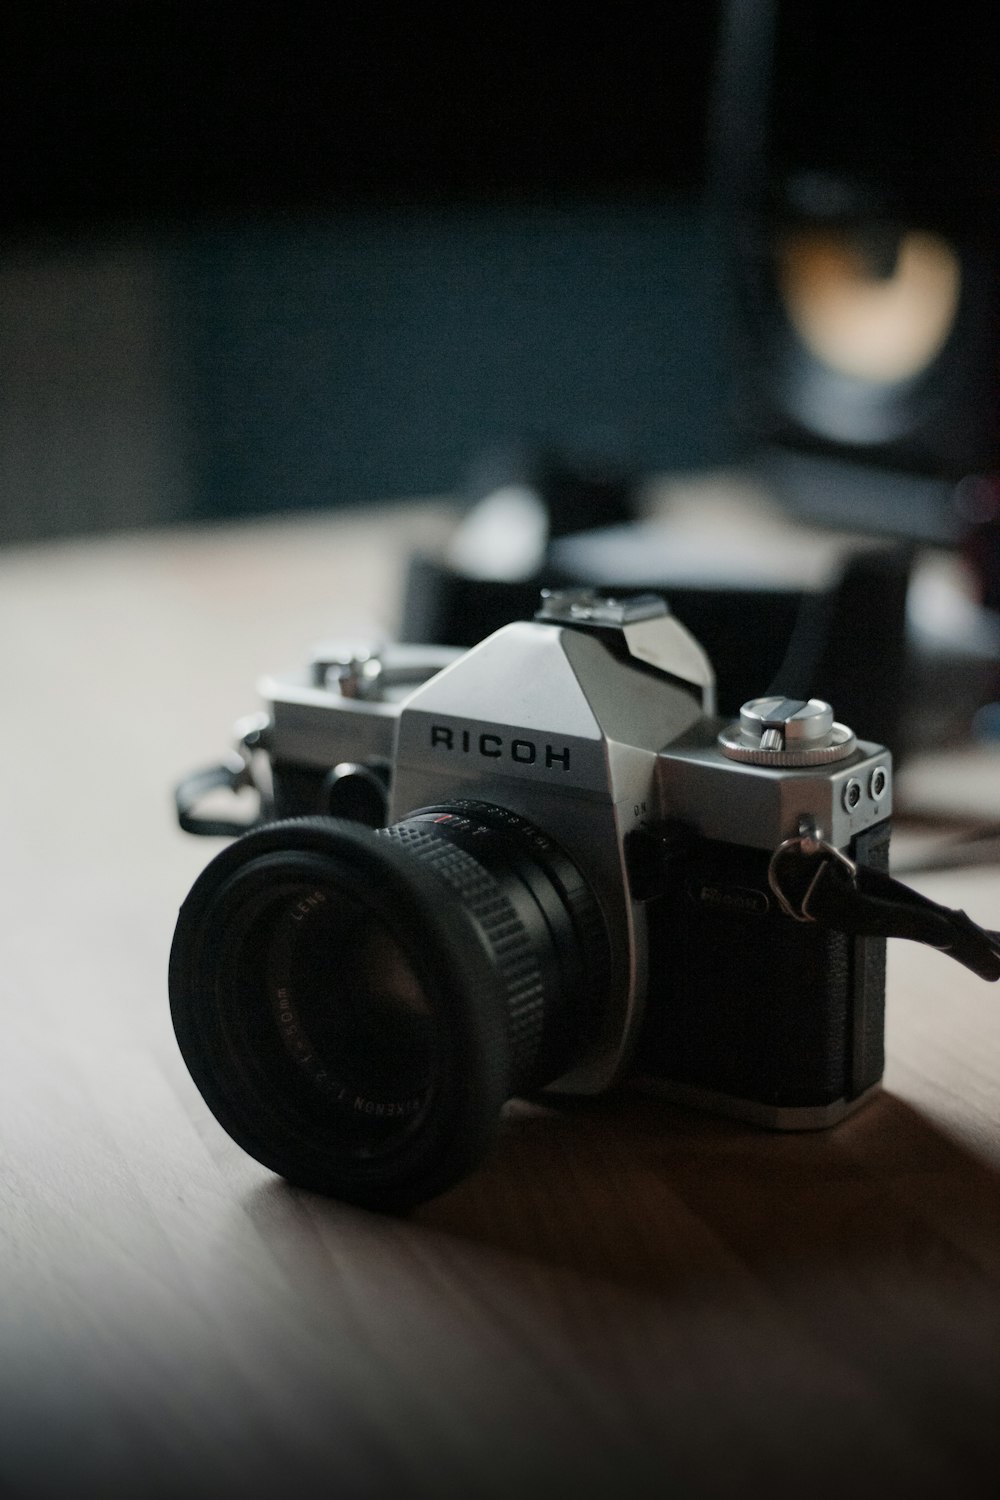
[{"left": 429, "top": 723, "right": 572, "bottom": 772}]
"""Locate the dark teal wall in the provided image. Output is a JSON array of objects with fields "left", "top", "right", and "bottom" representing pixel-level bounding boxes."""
[{"left": 171, "top": 204, "right": 736, "bottom": 519}]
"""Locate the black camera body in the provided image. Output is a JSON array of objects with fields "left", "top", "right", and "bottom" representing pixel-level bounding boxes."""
[
  {"left": 638, "top": 821, "right": 888, "bottom": 1126},
  {"left": 170, "top": 591, "right": 892, "bottom": 1208}
]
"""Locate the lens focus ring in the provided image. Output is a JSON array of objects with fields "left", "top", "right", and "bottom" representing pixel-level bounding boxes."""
[{"left": 378, "top": 821, "right": 547, "bottom": 1088}]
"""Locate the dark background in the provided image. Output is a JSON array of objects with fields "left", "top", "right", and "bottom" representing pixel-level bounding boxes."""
[
  {"left": 0, "top": 4, "right": 734, "bottom": 540},
  {"left": 0, "top": 5, "right": 720, "bottom": 226},
  {"left": 1, "top": 4, "right": 994, "bottom": 544}
]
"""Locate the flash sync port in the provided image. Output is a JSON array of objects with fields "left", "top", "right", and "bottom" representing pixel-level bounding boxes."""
[
  {"left": 843, "top": 779, "right": 863, "bottom": 812},
  {"left": 869, "top": 767, "right": 889, "bottom": 801}
]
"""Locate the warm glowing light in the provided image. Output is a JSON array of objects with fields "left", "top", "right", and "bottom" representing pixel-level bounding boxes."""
[{"left": 777, "top": 229, "right": 961, "bottom": 384}]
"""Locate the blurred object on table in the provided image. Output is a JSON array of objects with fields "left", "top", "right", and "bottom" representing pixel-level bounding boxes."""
[
  {"left": 401, "top": 458, "right": 1000, "bottom": 761},
  {"left": 711, "top": 0, "right": 998, "bottom": 581}
]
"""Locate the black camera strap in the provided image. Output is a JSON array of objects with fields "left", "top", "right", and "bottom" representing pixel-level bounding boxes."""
[
  {"left": 175, "top": 758, "right": 266, "bottom": 838},
  {"left": 768, "top": 832, "right": 1000, "bottom": 981}
]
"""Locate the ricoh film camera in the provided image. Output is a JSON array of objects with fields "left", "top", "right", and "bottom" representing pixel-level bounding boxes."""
[{"left": 169, "top": 590, "right": 1000, "bottom": 1211}]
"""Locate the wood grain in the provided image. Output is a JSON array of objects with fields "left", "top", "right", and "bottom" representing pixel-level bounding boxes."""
[{"left": 2, "top": 509, "right": 1000, "bottom": 1499}]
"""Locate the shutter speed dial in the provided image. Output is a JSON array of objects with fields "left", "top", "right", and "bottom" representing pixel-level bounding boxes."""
[{"left": 718, "top": 697, "right": 858, "bottom": 766}]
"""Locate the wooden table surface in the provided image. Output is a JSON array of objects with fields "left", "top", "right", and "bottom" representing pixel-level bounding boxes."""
[{"left": 2, "top": 504, "right": 1000, "bottom": 1500}]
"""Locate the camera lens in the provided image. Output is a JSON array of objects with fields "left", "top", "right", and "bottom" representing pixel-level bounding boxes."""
[{"left": 169, "top": 805, "right": 608, "bottom": 1210}]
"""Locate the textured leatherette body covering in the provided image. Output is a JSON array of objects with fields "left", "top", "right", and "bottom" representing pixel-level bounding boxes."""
[{"left": 637, "top": 821, "right": 890, "bottom": 1109}]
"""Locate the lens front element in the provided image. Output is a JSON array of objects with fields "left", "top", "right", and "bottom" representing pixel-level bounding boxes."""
[{"left": 266, "top": 884, "right": 436, "bottom": 1143}]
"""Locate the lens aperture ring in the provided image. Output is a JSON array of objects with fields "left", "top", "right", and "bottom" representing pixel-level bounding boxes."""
[{"left": 378, "top": 821, "right": 546, "bottom": 1088}]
